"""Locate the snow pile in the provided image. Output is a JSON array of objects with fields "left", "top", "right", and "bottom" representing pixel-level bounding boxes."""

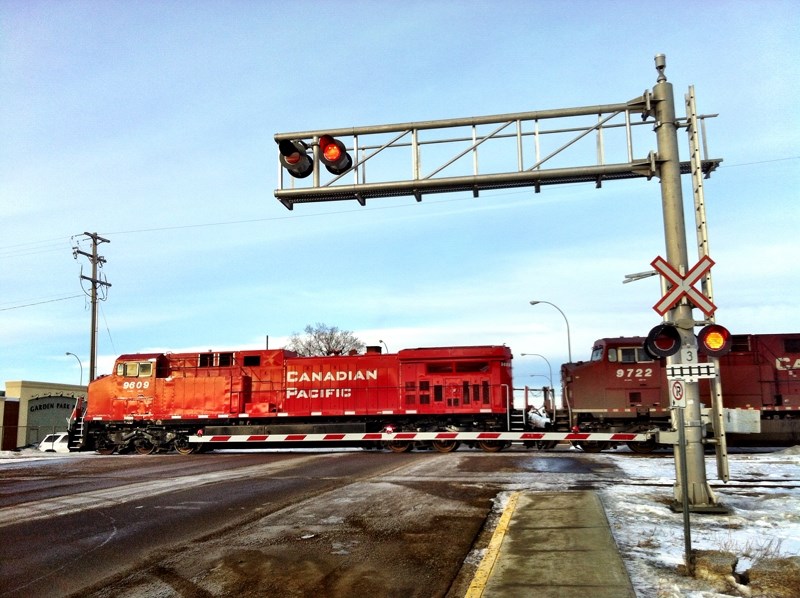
[{"left": 602, "top": 447, "right": 800, "bottom": 597}]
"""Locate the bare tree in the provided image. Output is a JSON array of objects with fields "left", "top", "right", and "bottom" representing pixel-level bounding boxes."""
[{"left": 285, "top": 323, "right": 366, "bottom": 357}]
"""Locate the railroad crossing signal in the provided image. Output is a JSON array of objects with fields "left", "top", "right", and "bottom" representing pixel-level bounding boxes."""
[
  {"left": 273, "top": 96, "right": 721, "bottom": 209},
  {"left": 697, "top": 324, "right": 732, "bottom": 357},
  {"left": 651, "top": 255, "right": 716, "bottom": 317},
  {"left": 318, "top": 135, "right": 352, "bottom": 174},
  {"left": 643, "top": 323, "right": 682, "bottom": 358},
  {"left": 643, "top": 323, "right": 732, "bottom": 360},
  {"left": 278, "top": 139, "right": 313, "bottom": 179},
  {"left": 277, "top": 135, "right": 353, "bottom": 179}
]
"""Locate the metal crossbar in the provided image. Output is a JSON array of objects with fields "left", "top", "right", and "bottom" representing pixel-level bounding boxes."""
[{"left": 274, "top": 93, "right": 720, "bottom": 209}]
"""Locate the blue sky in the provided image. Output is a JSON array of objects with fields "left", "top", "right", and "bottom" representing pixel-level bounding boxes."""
[{"left": 1, "top": 0, "right": 798, "bottom": 392}]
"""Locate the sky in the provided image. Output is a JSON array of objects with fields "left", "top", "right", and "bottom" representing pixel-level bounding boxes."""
[{"left": 1, "top": 0, "right": 798, "bottom": 391}]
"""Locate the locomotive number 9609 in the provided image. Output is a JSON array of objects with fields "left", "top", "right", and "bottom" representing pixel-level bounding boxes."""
[
  {"left": 122, "top": 381, "right": 150, "bottom": 390},
  {"left": 615, "top": 368, "right": 653, "bottom": 379}
]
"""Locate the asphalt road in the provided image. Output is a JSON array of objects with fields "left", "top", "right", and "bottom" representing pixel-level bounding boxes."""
[{"left": 0, "top": 447, "right": 623, "bottom": 598}]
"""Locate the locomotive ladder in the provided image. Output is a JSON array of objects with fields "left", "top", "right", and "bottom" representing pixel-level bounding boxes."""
[
  {"left": 509, "top": 409, "right": 527, "bottom": 431},
  {"left": 68, "top": 416, "right": 85, "bottom": 450},
  {"left": 686, "top": 86, "right": 729, "bottom": 482}
]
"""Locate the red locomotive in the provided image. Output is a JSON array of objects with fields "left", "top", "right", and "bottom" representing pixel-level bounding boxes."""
[
  {"left": 69, "top": 345, "right": 519, "bottom": 454},
  {"left": 559, "top": 332, "right": 800, "bottom": 450}
]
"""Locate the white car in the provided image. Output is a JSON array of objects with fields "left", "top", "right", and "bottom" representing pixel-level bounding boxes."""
[{"left": 38, "top": 432, "right": 71, "bottom": 453}]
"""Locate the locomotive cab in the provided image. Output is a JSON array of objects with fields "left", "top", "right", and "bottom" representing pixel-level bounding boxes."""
[{"left": 562, "top": 337, "right": 667, "bottom": 423}]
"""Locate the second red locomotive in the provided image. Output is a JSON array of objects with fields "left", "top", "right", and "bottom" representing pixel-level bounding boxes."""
[{"left": 559, "top": 332, "right": 800, "bottom": 450}]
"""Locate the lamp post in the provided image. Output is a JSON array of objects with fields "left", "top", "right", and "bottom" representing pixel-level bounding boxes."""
[
  {"left": 522, "top": 353, "right": 559, "bottom": 412},
  {"left": 529, "top": 300, "right": 573, "bottom": 363},
  {"left": 65, "top": 352, "right": 83, "bottom": 386},
  {"left": 528, "top": 374, "right": 551, "bottom": 386},
  {"left": 520, "top": 353, "right": 553, "bottom": 388}
]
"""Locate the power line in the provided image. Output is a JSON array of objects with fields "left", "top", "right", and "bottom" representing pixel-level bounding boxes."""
[
  {"left": 721, "top": 156, "right": 800, "bottom": 168},
  {"left": 0, "top": 294, "right": 84, "bottom": 311}
]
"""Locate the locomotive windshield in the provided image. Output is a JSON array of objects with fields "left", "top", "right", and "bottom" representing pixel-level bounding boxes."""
[
  {"left": 115, "top": 361, "right": 153, "bottom": 377},
  {"left": 607, "top": 347, "right": 653, "bottom": 363}
]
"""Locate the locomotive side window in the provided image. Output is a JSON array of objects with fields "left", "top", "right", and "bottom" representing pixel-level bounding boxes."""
[
  {"left": 243, "top": 355, "right": 261, "bottom": 367},
  {"left": 455, "top": 361, "right": 489, "bottom": 373},
  {"left": 196, "top": 352, "right": 234, "bottom": 367},
  {"left": 138, "top": 363, "right": 153, "bottom": 377},
  {"left": 591, "top": 347, "right": 604, "bottom": 361},
  {"left": 785, "top": 339, "right": 800, "bottom": 353}
]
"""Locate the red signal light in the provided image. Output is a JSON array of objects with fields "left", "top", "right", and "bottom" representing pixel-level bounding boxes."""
[
  {"left": 643, "top": 324, "right": 682, "bottom": 359},
  {"left": 697, "top": 324, "right": 732, "bottom": 357},
  {"left": 318, "top": 135, "right": 353, "bottom": 175},
  {"left": 278, "top": 139, "right": 313, "bottom": 179},
  {"left": 321, "top": 139, "right": 342, "bottom": 162}
]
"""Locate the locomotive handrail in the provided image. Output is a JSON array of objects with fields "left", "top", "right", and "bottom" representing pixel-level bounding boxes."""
[
  {"left": 503, "top": 384, "right": 512, "bottom": 431},
  {"left": 562, "top": 389, "right": 574, "bottom": 430}
]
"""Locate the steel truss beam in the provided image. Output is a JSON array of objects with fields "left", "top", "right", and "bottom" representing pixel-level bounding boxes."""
[{"left": 273, "top": 95, "right": 721, "bottom": 209}]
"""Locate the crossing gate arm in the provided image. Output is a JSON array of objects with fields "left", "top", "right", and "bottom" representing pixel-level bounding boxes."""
[{"left": 187, "top": 430, "right": 656, "bottom": 445}]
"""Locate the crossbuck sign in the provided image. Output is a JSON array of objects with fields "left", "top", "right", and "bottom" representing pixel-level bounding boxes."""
[{"left": 651, "top": 255, "right": 716, "bottom": 317}]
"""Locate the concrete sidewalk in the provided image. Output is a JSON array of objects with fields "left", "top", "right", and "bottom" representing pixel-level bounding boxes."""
[{"left": 467, "top": 491, "right": 636, "bottom": 598}]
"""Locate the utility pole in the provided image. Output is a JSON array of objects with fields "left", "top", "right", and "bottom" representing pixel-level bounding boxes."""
[
  {"left": 73, "top": 232, "right": 111, "bottom": 382},
  {"left": 651, "top": 56, "right": 720, "bottom": 511}
]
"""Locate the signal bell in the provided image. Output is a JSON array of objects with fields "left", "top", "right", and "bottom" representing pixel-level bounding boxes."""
[
  {"left": 318, "top": 135, "right": 353, "bottom": 175},
  {"left": 697, "top": 324, "right": 732, "bottom": 357},
  {"left": 643, "top": 324, "right": 682, "bottom": 359},
  {"left": 278, "top": 139, "right": 313, "bottom": 179}
]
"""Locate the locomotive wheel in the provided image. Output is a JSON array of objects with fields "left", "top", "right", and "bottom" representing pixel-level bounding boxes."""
[
  {"left": 627, "top": 438, "right": 657, "bottom": 454},
  {"left": 431, "top": 440, "right": 460, "bottom": 453},
  {"left": 385, "top": 441, "right": 413, "bottom": 453},
  {"left": 574, "top": 441, "right": 609, "bottom": 453},
  {"left": 96, "top": 442, "right": 116, "bottom": 455},
  {"left": 173, "top": 437, "right": 196, "bottom": 455},
  {"left": 134, "top": 439, "right": 156, "bottom": 455},
  {"left": 477, "top": 440, "right": 506, "bottom": 453},
  {"left": 535, "top": 440, "right": 558, "bottom": 450}
]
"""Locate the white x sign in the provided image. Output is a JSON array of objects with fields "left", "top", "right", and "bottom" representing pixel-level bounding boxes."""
[{"left": 651, "top": 255, "right": 717, "bottom": 317}]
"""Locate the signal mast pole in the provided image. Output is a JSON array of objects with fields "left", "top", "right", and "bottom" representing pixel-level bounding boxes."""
[{"left": 652, "top": 56, "right": 718, "bottom": 510}]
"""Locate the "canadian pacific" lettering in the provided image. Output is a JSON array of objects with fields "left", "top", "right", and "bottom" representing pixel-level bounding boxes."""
[
  {"left": 286, "top": 369, "right": 378, "bottom": 383},
  {"left": 285, "top": 368, "right": 379, "bottom": 400}
]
